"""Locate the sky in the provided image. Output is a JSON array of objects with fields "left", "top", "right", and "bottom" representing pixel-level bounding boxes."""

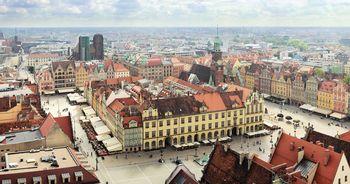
[{"left": 1, "top": 0, "right": 350, "bottom": 27}]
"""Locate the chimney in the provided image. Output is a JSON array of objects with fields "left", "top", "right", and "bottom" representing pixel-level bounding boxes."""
[
  {"left": 324, "top": 149, "right": 330, "bottom": 166},
  {"left": 297, "top": 147, "right": 304, "bottom": 164},
  {"left": 328, "top": 145, "right": 334, "bottom": 151},
  {"left": 290, "top": 142, "right": 295, "bottom": 151}
]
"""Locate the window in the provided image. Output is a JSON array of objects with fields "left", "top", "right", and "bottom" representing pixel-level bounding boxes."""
[
  {"left": 166, "top": 129, "right": 170, "bottom": 136},
  {"left": 221, "top": 112, "right": 225, "bottom": 118},
  {"left": 174, "top": 128, "right": 177, "bottom": 134},
  {"left": 239, "top": 118, "right": 243, "bottom": 124},
  {"left": 174, "top": 119, "right": 178, "bottom": 125},
  {"left": 338, "top": 178, "right": 341, "bottom": 184},
  {"left": 228, "top": 111, "right": 231, "bottom": 117},
  {"left": 152, "top": 121, "right": 156, "bottom": 128},
  {"left": 246, "top": 118, "right": 249, "bottom": 123},
  {"left": 342, "top": 166, "right": 344, "bottom": 171},
  {"left": 202, "top": 124, "right": 205, "bottom": 130},
  {"left": 221, "top": 121, "right": 225, "bottom": 127},
  {"left": 202, "top": 115, "right": 206, "bottom": 121},
  {"left": 234, "top": 111, "right": 237, "bottom": 116},
  {"left": 159, "top": 121, "right": 163, "bottom": 127},
  {"left": 215, "top": 122, "right": 218, "bottom": 128},
  {"left": 181, "top": 118, "right": 185, "bottom": 124},
  {"left": 167, "top": 120, "right": 171, "bottom": 126},
  {"left": 181, "top": 127, "right": 185, "bottom": 133},
  {"left": 195, "top": 116, "right": 199, "bottom": 122},
  {"left": 188, "top": 126, "right": 192, "bottom": 132},
  {"left": 209, "top": 114, "right": 212, "bottom": 120},
  {"left": 188, "top": 117, "right": 192, "bottom": 123},
  {"left": 215, "top": 113, "right": 218, "bottom": 119},
  {"left": 152, "top": 131, "right": 156, "bottom": 137},
  {"left": 195, "top": 125, "right": 198, "bottom": 131},
  {"left": 159, "top": 130, "right": 163, "bottom": 137},
  {"left": 345, "top": 176, "right": 348, "bottom": 182},
  {"left": 240, "top": 110, "right": 243, "bottom": 115},
  {"left": 145, "top": 132, "right": 149, "bottom": 138},
  {"left": 145, "top": 122, "right": 149, "bottom": 128},
  {"left": 209, "top": 123, "right": 212, "bottom": 129}
]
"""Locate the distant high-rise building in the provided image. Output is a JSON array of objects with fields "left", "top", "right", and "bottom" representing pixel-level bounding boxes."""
[
  {"left": 0, "top": 32, "right": 4, "bottom": 39},
  {"left": 79, "top": 36, "right": 91, "bottom": 61},
  {"left": 93, "top": 34, "right": 104, "bottom": 60}
]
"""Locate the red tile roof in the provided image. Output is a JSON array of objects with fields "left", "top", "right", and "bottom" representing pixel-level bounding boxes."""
[
  {"left": 113, "top": 63, "right": 129, "bottom": 72},
  {"left": 340, "top": 131, "right": 350, "bottom": 142},
  {"left": 194, "top": 92, "right": 227, "bottom": 111},
  {"left": 147, "top": 57, "right": 162, "bottom": 66},
  {"left": 40, "top": 113, "right": 73, "bottom": 142},
  {"left": 271, "top": 133, "right": 342, "bottom": 184},
  {"left": 54, "top": 116, "right": 74, "bottom": 142}
]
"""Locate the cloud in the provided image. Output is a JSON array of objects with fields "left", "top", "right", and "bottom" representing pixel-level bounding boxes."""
[
  {"left": 1, "top": 0, "right": 350, "bottom": 26},
  {"left": 65, "top": 6, "right": 82, "bottom": 14},
  {"left": 0, "top": 5, "right": 8, "bottom": 14}
]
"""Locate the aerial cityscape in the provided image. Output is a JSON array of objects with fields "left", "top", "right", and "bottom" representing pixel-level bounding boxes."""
[{"left": 1, "top": 1, "right": 350, "bottom": 184}]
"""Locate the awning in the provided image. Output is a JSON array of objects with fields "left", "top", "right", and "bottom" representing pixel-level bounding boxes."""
[
  {"left": 92, "top": 121, "right": 105, "bottom": 128},
  {"left": 187, "top": 143, "right": 195, "bottom": 147},
  {"left": 209, "top": 139, "right": 217, "bottom": 143},
  {"left": 90, "top": 116, "right": 101, "bottom": 124},
  {"left": 299, "top": 104, "right": 316, "bottom": 111},
  {"left": 43, "top": 90, "right": 55, "bottom": 95},
  {"left": 103, "top": 137, "right": 120, "bottom": 147},
  {"left": 313, "top": 108, "right": 332, "bottom": 115},
  {"left": 330, "top": 112, "right": 347, "bottom": 119},
  {"left": 173, "top": 144, "right": 181, "bottom": 149},
  {"left": 202, "top": 140, "right": 210, "bottom": 144},
  {"left": 96, "top": 134, "right": 112, "bottom": 141},
  {"left": 94, "top": 125, "right": 111, "bottom": 135},
  {"left": 106, "top": 144, "right": 122, "bottom": 152},
  {"left": 58, "top": 88, "right": 75, "bottom": 93},
  {"left": 245, "top": 129, "right": 269, "bottom": 137}
]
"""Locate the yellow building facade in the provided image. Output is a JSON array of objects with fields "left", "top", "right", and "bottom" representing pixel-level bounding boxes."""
[
  {"left": 317, "top": 91, "right": 334, "bottom": 110},
  {"left": 142, "top": 91, "right": 264, "bottom": 150},
  {"left": 75, "top": 63, "right": 88, "bottom": 88}
]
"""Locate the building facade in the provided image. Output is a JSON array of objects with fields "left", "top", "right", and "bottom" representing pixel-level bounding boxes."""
[
  {"left": 52, "top": 60, "right": 76, "bottom": 90},
  {"left": 305, "top": 76, "right": 319, "bottom": 106}
]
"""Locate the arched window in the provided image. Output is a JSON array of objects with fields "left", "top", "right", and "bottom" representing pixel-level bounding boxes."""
[
  {"left": 145, "top": 142, "right": 149, "bottom": 150},
  {"left": 187, "top": 135, "right": 192, "bottom": 143}
]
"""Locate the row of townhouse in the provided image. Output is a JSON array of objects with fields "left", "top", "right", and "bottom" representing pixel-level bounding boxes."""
[
  {"left": 84, "top": 82, "right": 264, "bottom": 152},
  {"left": 35, "top": 60, "right": 130, "bottom": 94},
  {"left": 243, "top": 64, "right": 350, "bottom": 116}
]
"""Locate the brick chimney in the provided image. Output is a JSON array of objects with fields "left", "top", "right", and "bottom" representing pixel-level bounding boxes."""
[
  {"left": 290, "top": 142, "right": 295, "bottom": 151},
  {"left": 328, "top": 145, "right": 334, "bottom": 151},
  {"left": 324, "top": 149, "right": 330, "bottom": 166}
]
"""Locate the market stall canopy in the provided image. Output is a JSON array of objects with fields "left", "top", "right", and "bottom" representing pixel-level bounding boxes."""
[
  {"left": 330, "top": 112, "right": 347, "bottom": 119},
  {"left": 96, "top": 134, "right": 112, "bottom": 141},
  {"left": 94, "top": 125, "right": 111, "bottom": 135}
]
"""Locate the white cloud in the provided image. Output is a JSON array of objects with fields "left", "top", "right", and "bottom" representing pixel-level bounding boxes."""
[
  {"left": 0, "top": 5, "right": 8, "bottom": 14},
  {"left": 15, "top": 8, "right": 28, "bottom": 14},
  {"left": 65, "top": 6, "right": 82, "bottom": 14}
]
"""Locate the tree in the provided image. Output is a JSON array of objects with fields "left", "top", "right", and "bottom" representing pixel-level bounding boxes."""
[
  {"left": 287, "top": 39, "right": 308, "bottom": 51},
  {"left": 344, "top": 75, "right": 350, "bottom": 85},
  {"left": 314, "top": 68, "right": 325, "bottom": 78},
  {"left": 27, "top": 66, "right": 35, "bottom": 74}
]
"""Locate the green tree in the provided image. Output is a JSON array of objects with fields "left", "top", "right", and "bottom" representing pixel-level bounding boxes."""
[
  {"left": 344, "top": 75, "right": 350, "bottom": 85},
  {"left": 287, "top": 39, "right": 308, "bottom": 51},
  {"left": 314, "top": 68, "right": 325, "bottom": 78}
]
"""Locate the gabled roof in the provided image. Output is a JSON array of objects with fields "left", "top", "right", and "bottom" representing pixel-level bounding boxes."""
[
  {"left": 271, "top": 133, "right": 342, "bottom": 184},
  {"left": 113, "top": 63, "right": 129, "bottom": 72},
  {"left": 165, "top": 164, "right": 198, "bottom": 184},
  {"left": 305, "top": 129, "right": 350, "bottom": 166},
  {"left": 200, "top": 142, "right": 275, "bottom": 184},
  {"left": 52, "top": 60, "right": 75, "bottom": 71},
  {"left": 40, "top": 113, "right": 73, "bottom": 142},
  {"left": 340, "top": 131, "right": 350, "bottom": 142}
]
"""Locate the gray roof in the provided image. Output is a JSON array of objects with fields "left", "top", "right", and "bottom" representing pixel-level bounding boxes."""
[
  {"left": 4, "top": 129, "right": 43, "bottom": 144},
  {"left": 295, "top": 159, "right": 317, "bottom": 178}
]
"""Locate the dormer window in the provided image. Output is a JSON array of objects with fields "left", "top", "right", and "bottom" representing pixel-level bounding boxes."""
[
  {"left": 48, "top": 175, "right": 56, "bottom": 184},
  {"left": 74, "top": 171, "right": 83, "bottom": 182},
  {"left": 33, "top": 176, "right": 41, "bottom": 184},
  {"left": 17, "top": 178, "right": 26, "bottom": 184},
  {"left": 62, "top": 173, "right": 70, "bottom": 183}
]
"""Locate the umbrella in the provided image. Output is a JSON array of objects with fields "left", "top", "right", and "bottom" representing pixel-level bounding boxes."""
[
  {"left": 277, "top": 113, "right": 284, "bottom": 118},
  {"left": 293, "top": 119, "right": 300, "bottom": 123},
  {"left": 286, "top": 116, "right": 292, "bottom": 120}
]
